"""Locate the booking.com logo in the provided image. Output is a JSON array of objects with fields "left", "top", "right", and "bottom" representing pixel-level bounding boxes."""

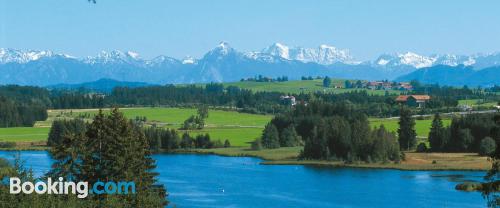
[{"left": 5, "top": 177, "right": 135, "bottom": 198}]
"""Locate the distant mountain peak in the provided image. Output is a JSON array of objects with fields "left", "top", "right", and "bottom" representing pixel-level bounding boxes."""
[
  {"left": 0, "top": 48, "right": 72, "bottom": 64},
  {"left": 259, "top": 43, "right": 353, "bottom": 65},
  {"left": 182, "top": 56, "right": 196, "bottom": 64}
]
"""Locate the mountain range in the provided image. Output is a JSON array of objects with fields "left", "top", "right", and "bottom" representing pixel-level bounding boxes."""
[{"left": 1, "top": 43, "right": 500, "bottom": 87}]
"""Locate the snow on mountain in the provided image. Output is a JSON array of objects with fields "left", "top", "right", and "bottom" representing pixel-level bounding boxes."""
[
  {"left": 375, "top": 52, "right": 435, "bottom": 69},
  {"left": 432, "top": 54, "right": 475, "bottom": 67},
  {"left": 259, "top": 43, "right": 353, "bottom": 65},
  {"left": 84, "top": 50, "right": 144, "bottom": 64},
  {"left": 182, "top": 56, "right": 196, "bottom": 64},
  {"left": 0, "top": 48, "right": 70, "bottom": 64},
  {"left": 374, "top": 52, "right": 489, "bottom": 69}
]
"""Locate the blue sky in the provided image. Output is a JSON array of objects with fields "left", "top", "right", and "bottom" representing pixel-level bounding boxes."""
[{"left": 1, "top": 0, "right": 500, "bottom": 60}]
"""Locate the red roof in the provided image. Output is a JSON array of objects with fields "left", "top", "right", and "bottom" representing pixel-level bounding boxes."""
[
  {"left": 411, "top": 95, "right": 431, "bottom": 100},
  {"left": 395, "top": 95, "right": 409, "bottom": 102}
]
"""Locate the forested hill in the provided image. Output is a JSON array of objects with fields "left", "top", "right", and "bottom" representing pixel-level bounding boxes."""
[
  {"left": 396, "top": 65, "right": 500, "bottom": 87},
  {"left": 48, "top": 78, "right": 155, "bottom": 93}
]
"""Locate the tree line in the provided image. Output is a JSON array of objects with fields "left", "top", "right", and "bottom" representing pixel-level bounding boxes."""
[
  {"left": 47, "top": 110, "right": 230, "bottom": 153},
  {"left": 427, "top": 112, "right": 500, "bottom": 155}
]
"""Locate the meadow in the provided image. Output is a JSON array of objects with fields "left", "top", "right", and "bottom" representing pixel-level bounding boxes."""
[
  {"left": 1, "top": 107, "right": 450, "bottom": 148},
  {"left": 1, "top": 107, "right": 272, "bottom": 147},
  {"left": 458, "top": 99, "right": 498, "bottom": 108},
  {"left": 221, "top": 79, "right": 399, "bottom": 95},
  {"left": 369, "top": 117, "right": 451, "bottom": 138},
  {"left": 0, "top": 127, "right": 50, "bottom": 142}
]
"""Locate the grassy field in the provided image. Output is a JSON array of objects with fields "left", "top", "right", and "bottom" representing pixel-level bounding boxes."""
[
  {"left": 369, "top": 118, "right": 451, "bottom": 138},
  {"left": 221, "top": 79, "right": 399, "bottom": 95},
  {"left": 2, "top": 107, "right": 272, "bottom": 147},
  {"left": 3, "top": 107, "right": 448, "bottom": 147},
  {"left": 0, "top": 127, "right": 50, "bottom": 142},
  {"left": 458, "top": 99, "right": 498, "bottom": 108}
]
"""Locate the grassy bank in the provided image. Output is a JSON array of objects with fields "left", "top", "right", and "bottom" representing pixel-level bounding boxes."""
[{"left": 187, "top": 147, "right": 490, "bottom": 171}]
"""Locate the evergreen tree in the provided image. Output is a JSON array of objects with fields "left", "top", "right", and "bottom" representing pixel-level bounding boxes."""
[
  {"left": 279, "top": 126, "right": 300, "bottom": 147},
  {"left": 428, "top": 113, "right": 446, "bottom": 151},
  {"left": 261, "top": 123, "right": 280, "bottom": 149},
  {"left": 78, "top": 108, "right": 165, "bottom": 206},
  {"left": 180, "top": 132, "right": 193, "bottom": 149},
  {"left": 224, "top": 139, "right": 231, "bottom": 148},
  {"left": 398, "top": 107, "right": 417, "bottom": 151},
  {"left": 323, "top": 76, "right": 332, "bottom": 87}
]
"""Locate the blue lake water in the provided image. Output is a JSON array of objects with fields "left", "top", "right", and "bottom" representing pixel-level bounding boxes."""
[{"left": 0, "top": 151, "right": 488, "bottom": 207}]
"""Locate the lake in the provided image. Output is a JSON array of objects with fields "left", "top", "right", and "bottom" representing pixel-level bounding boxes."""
[{"left": 0, "top": 151, "right": 487, "bottom": 207}]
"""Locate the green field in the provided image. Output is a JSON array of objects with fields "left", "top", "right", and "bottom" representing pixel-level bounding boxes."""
[
  {"left": 0, "top": 127, "right": 50, "bottom": 142},
  {"left": 2, "top": 107, "right": 451, "bottom": 147},
  {"left": 369, "top": 118, "right": 451, "bottom": 138},
  {"left": 458, "top": 99, "right": 498, "bottom": 108},
  {"left": 2, "top": 107, "right": 272, "bottom": 147},
  {"left": 221, "top": 79, "right": 399, "bottom": 95}
]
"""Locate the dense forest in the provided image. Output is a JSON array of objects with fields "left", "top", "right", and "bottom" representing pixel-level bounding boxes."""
[{"left": 260, "top": 101, "right": 401, "bottom": 163}]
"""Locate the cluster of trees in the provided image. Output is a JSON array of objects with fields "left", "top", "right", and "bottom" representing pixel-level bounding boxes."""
[
  {"left": 301, "top": 76, "right": 323, "bottom": 80},
  {"left": 109, "top": 84, "right": 291, "bottom": 114},
  {"left": 259, "top": 123, "right": 301, "bottom": 149},
  {"left": 262, "top": 102, "right": 401, "bottom": 163},
  {"left": 145, "top": 127, "right": 230, "bottom": 152},
  {"left": 1, "top": 108, "right": 167, "bottom": 207},
  {"left": 0, "top": 97, "right": 47, "bottom": 127},
  {"left": 48, "top": 111, "right": 230, "bottom": 153},
  {"left": 428, "top": 113, "right": 500, "bottom": 154},
  {"left": 344, "top": 80, "right": 364, "bottom": 89},
  {"left": 181, "top": 106, "right": 209, "bottom": 130},
  {"left": 240, "top": 75, "right": 289, "bottom": 82}
]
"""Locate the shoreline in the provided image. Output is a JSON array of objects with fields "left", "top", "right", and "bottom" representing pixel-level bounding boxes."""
[
  {"left": 173, "top": 147, "right": 491, "bottom": 171},
  {"left": 1, "top": 146, "right": 491, "bottom": 171}
]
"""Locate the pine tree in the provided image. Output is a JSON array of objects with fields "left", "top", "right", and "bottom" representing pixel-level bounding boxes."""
[
  {"left": 428, "top": 113, "right": 446, "bottom": 151},
  {"left": 262, "top": 123, "right": 280, "bottom": 149},
  {"left": 398, "top": 107, "right": 417, "bottom": 151},
  {"left": 323, "top": 76, "right": 332, "bottom": 87},
  {"left": 279, "top": 126, "right": 300, "bottom": 147}
]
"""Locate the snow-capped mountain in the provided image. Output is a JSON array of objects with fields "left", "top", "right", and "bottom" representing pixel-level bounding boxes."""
[
  {"left": 0, "top": 48, "right": 72, "bottom": 64},
  {"left": 375, "top": 52, "right": 434, "bottom": 68},
  {"left": 2, "top": 43, "right": 500, "bottom": 86},
  {"left": 84, "top": 50, "right": 144, "bottom": 65},
  {"left": 258, "top": 43, "right": 354, "bottom": 65},
  {"left": 373, "top": 52, "right": 495, "bottom": 69}
]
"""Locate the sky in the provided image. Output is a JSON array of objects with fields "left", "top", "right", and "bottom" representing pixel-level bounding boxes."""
[{"left": 1, "top": 0, "right": 500, "bottom": 61}]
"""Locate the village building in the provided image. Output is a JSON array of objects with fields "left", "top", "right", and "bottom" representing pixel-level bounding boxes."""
[
  {"left": 280, "top": 95, "right": 296, "bottom": 106},
  {"left": 395, "top": 95, "right": 431, "bottom": 108}
]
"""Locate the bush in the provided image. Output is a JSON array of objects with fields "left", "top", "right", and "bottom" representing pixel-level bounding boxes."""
[
  {"left": 224, "top": 139, "right": 231, "bottom": 148},
  {"left": 416, "top": 142, "right": 428, "bottom": 152},
  {"left": 0, "top": 142, "right": 16, "bottom": 149},
  {"left": 479, "top": 137, "right": 496, "bottom": 156},
  {"left": 0, "top": 158, "right": 9, "bottom": 168},
  {"left": 251, "top": 139, "right": 262, "bottom": 150}
]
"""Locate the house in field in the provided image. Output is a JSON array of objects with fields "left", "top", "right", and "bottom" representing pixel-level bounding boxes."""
[
  {"left": 395, "top": 95, "right": 431, "bottom": 108},
  {"left": 280, "top": 95, "right": 296, "bottom": 106}
]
